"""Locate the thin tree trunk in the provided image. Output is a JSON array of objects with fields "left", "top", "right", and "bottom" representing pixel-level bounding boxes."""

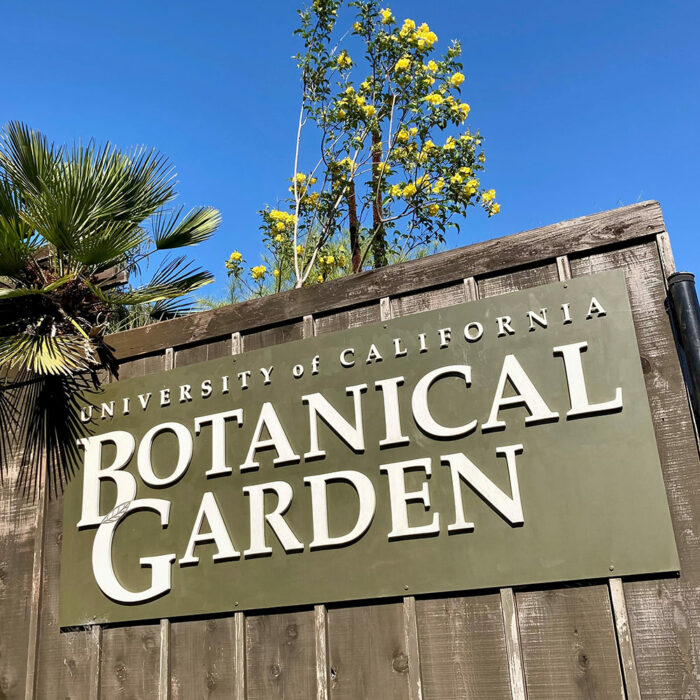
[
  {"left": 347, "top": 180, "right": 362, "bottom": 273},
  {"left": 371, "top": 129, "right": 386, "bottom": 269}
]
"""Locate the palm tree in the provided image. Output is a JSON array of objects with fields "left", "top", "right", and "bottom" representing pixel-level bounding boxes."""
[
  {"left": 0, "top": 122, "right": 221, "bottom": 494},
  {"left": 0, "top": 121, "right": 220, "bottom": 378}
]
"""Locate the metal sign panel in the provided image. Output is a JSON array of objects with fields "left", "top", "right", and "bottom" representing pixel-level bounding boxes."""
[{"left": 59, "top": 270, "right": 679, "bottom": 626}]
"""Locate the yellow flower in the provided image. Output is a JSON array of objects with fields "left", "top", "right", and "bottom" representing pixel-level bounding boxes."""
[
  {"left": 390, "top": 183, "right": 402, "bottom": 196},
  {"left": 274, "top": 221, "right": 285, "bottom": 231},
  {"left": 400, "top": 18, "right": 416, "bottom": 37},
  {"left": 337, "top": 51, "right": 352, "bottom": 69},
  {"left": 458, "top": 166, "right": 472, "bottom": 175},
  {"left": 274, "top": 234, "right": 283, "bottom": 242},
  {"left": 409, "top": 126, "right": 418, "bottom": 136},
  {"left": 229, "top": 250, "right": 243, "bottom": 262},
  {"left": 402, "top": 182, "right": 417, "bottom": 197},
  {"left": 296, "top": 244, "right": 303, "bottom": 254},
  {"left": 325, "top": 255, "right": 335, "bottom": 265},
  {"left": 317, "top": 274, "right": 324, "bottom": 283},
  {"left": 251, "top": 265, "right": 267, "bottom": 280},
  {"left": 479, "top": 153, "right": 485, "bottom": 163},
  {"left": 427, "top": 203, "right": 439, "bottom": 216},
  {"left": 360, "top": 79, "right": 371, "bottom": 92},
  {"left": 450, "top": 173, "right": 463, "bottom": 184},
  {"left": 450, "top": 72, "right": 465, "bottom": 88},
  {"left": 425, "top": 92, "right": 444, "bottom": 106},
  {"left": 380, "top": 8, "right": 393, "bottom": 24},
  {"left": 395, "top": 56, "right": 411, "bottom": 72},
  {"left": 456, "top": 103, "right": 470, "bottom": 122},
  {"left": 443, "top": 136, "right": 456, "bottom": 150},
  {"left": 426, "top": 60, "right": 438, "bottom": 72},
  {"left": 424, "top": 139, "right": 435, "bottom": 150},
  {"left": 338, "top": 109, "right": 347, "bottom": 119},
  {"left": 269, "top": 209, "right": 296, "bottom": 225},
  {"left": 425, "top": 76, "right": 435, "bottom": 86},
  {"left": 353, "top": 21, "right": 363, "bottom": 33},
  {"left": 273, "top": 268, "right": 280, "bottom": 278},
  {"left": 432, "top": 178, "right": 445, "bottom": 193},
  {"left": 363, "top": 104, "right": 376, "bottom": 118},
  {"left": 396, "top": 128, "right": 409, "bottom": 142},
  {"left": 483, "top": 189, "right": 496, "bottom": 202},
  {"left": 295, "top": 172, "right": 307, "bottom": 182},
  {"left": 414, "top": 22, "right": 437, "bottom": 49},
  {"left": 491, "top": 203, "right": 501, "bottom": 214}
]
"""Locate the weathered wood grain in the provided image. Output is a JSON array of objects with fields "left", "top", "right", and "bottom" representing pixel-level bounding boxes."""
[
  {"left": 168, "top": 339, "right": 240, "bottom": 698},
  {"left": 390, "top": 281, "right": 467, "bottom": 318},
  {"left": 34, "top": 493, "right": 100, "bottom": 700},
  {"left": 0, "top": 441, "right": 40, "bottom": 700},
  {"left": 108, "top": 202, "right": 665, "bottom": 359},
  {"left": 570, "top": 242, "right": 700, "bottom": 698},
  {"left": 403, "top": 596, "right": 423, "bottom": 700},
  {"left": 501, "top": 588, "right": 526, "bottom": 700},
  {"left": 98, "top": 350, "right": 168, "bottom": 699},
  {"left": 245, "top": 610, "right": 318, "bottom": 700},
  {"left": 328, "top": 602, "right": 410, "bottom": 700},
  {"left": 517, "top": 586, "right": 624, "bottom": 699},
  {"left": 315, "top": 605, "right": 330, "bottom": 700},
  {"left": 170, "top": 618, "right": 236, "bottom": 700},
  {"left": 608, "top": 578, "right": 641, "bottom": 700},
  {"left": 478, "top": 261, "right": 624, "bottom": 698},
  {"left": 315, "top": 304, "right": 380, "bottom": 335},
  {"left": 416, "top": 594, "right": 511, "bottom": 699}
]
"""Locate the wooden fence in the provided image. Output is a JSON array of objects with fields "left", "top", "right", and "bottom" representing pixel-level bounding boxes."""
[{"left": 2, "top": 200, "right": 699, "bottom": 698}]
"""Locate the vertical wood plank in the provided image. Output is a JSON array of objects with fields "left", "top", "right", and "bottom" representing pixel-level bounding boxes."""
[
  {"left": 656, "top": 231, "right": 676, "bottom": 276},
  {"left": 463, "top": 276, "right": 478, "bottom": 301},
  {"left": 570, "top": 243, "right": 700, "bottom": 698},
  {"left": 500, "top": 588, "right": 527, "bottom": 700},
  {"left": 245, "top": 610, "right": 317, "bottom": 700},
  {"left": 328, "top": 602, "right": 410, "bottom": 700},
  {"left": 416, "top": 594, "right": 511, "bottom": 699},
  {"left": 478, "top": 263, "right": 625, "bottom": 698},
  {"left": 608, "top": 578, "right": 641, "bottom": 700},
  {"left": 159, "top": 620, "right": 171, "bottom": 700},
  {"left": 403, "top": 597, "right": 423, "bottom": 700},
  {"left": 100, "top": 349, "right": 166, "bottom": 699},
  {"left": 23, "top": 459, "right": 46, "bottom": 700},
  {"left": 239, "top": 322, "right": 317, "bottom": 699},
  {"left": 170, "top": 337, "right": 240, "bottom": 699},
  {"left": 235, "top": 612, "right": 246, "bottom": 700},
  {"left": 315, "top": 605, "right": 329, "bottom": 700}
]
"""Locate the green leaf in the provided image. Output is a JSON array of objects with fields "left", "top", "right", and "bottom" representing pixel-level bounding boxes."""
[{"left": 153, "top": 206, "right": 221, "bottom": 249}]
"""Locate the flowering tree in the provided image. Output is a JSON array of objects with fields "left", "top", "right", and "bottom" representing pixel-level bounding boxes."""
[{"left": 227, "top": 0, "right": 499, "bottom": 292}]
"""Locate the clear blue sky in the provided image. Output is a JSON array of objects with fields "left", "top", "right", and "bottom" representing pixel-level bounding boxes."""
[{"left": 3, "top": 0, "right": 699, "bottom": 296}]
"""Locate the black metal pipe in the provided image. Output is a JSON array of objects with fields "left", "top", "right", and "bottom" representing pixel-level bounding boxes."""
[{"left": 668, "top": 272, "right": 700, "bottom": 421}]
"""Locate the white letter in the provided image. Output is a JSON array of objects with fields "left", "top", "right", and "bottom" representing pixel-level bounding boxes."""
[
  {"left": 393, "top": 338, "right": 408, "bottom": 358},
  {"left": 586, "top": 297, "right": 607, "bottom": 319},
  {"left": 561, "top": 303, "right": 572, "bottom": 324},
  {"left": 497, "top": 316, "right": 515, "bottom": 336},
  {"left": 304, "top": 471, "right": 376, "bottom": 550},
  {"left": 138, "top": 393, "right": 151, "bottom": 410},
  {"left": 240, "top": 402, "right": 299, "bottom": 471},
  {"left": 442, "top": 445, "right": 524, "bottom": 531},
  {"left": 340, "top": 348, "right": 355, "bottom": 367},
  {"left": 91, "top": 498, "right": 176, "bottom": 603},
  {"left": 238, "top": 371, "right": 251, "bottom": 389},
  {"left": 77, "top": 431, "right": 136, "bottom": 528},
  {"left": 243, "top": 481, "right": 304, "bottom": 556},
  {"left": 179, "top": 492, "right": 240, "bottom": 565},
  {"left": 179, "top": 384, "right": 192, "bottom": 403},
  {"left": 438, "top": 328, "right": 452, "bottom": 348},
  {"left": 553, "top": 341, "right": 623, "bottom": 417},
  {"left": 380, "top": 458, "right": 440, "bottom": 540},
  {"left": 527, "top": 308, "right": 548, "bottom": 331},
  {"left": 100, "top": 401, "right": 114, "bottom": 419},
  {"left": 464, "top": 322, "right": 483, "bottom": 342},
  {"left": 194, "top": 409, "right": 244, "bottom": 476},
  {"left": 137, "top": 422, "right": 193, "bottom": 486},
  {"left": 201, "top": 379, "right": 213, "bottom": 398},
  {"left": 260, "top": 366, "right": 274, "bottom": 385},
  {"left": 375, "top": 376, "right": 409, "bottom": 447},
  {"left": 482, "top": 355, "right": 559, "bottom": 431},
  {"left": 412, "top": 365, "right": 477, "bottom": 438},
  {"left": 366, "top": 344, "right": 383, "bottom": 364},
  {"left": 303, "top": 384, "right": 367, "bottom": 460}
]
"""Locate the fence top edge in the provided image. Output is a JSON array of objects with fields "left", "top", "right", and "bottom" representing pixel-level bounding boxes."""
[{"left": 108, "top": 200, "right": 666, "bottom": 360}]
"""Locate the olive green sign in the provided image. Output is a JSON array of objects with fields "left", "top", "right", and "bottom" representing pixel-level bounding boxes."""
[{"left": 60, "top": 270, "right": 679, "bottom": 626}]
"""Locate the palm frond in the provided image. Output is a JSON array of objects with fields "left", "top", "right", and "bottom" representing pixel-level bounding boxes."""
[
  {"left": 153, "top": 206, "right": 221, "bottom": 249},
  {"left": 96, "top": 255, "right": 213, "bottom": 305},
  {"left": 0, "top": 332, "right": 97, "bottom": 376},
  {"left": 0, "top": 121, "right": 61, "bottom": 196}
]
